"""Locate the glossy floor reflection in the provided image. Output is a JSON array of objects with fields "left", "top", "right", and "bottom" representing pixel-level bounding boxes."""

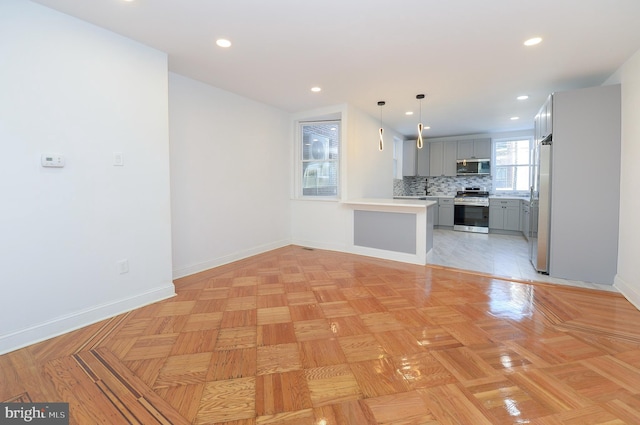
[
  {"left": 427, "top": 228, "right": 618, "bottom": 292},
  {"left": 2, "top": 246, "right": 639, "bottom": 424}
]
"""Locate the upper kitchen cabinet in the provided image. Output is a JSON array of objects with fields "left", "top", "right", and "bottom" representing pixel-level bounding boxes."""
[
  {"left": 402, "top": 140, "right": 417, "bottom": 176},
  {"left": 403, "top": 140, "right": 430, "bottom": 176},
  {"left": 429, "top": 141, "right": 457, "bottom": 177},
  {"left": 536, "top": 95, "right": 553, "bottom": 141},
  {"left": 457, "top": 138, "right": 491, "bottom": 159},
  {"left": 417, "top": 144, "right": 429, "bottom": 176}
]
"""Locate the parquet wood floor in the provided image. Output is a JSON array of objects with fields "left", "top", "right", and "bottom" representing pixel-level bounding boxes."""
[{"left": 2, "top": 245, "right": 640, "bottom": 424}]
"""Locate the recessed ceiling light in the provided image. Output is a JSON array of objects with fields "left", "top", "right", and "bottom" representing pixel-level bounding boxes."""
[
  {"left": 510, "top": 116, "right": 520, "bottom": 121},
  {"left": 524, "top": 37, "right": 542, "bottom": 46},
  {"left": 310, "top": 87, "right": 322, "bottom": 93},
  {"left": 216, "top": 39, "right": 232, "bottom": 48},
  {"left": 517, "top": 95, "right": 529, "bottom": 100},
  {"left": 405, "top": 111, "right": 414, "bottom": 116},
  {"left": 424, "top": 126, "right": 431, "bottom": 130}
]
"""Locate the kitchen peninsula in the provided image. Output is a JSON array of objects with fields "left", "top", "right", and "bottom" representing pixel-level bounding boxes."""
[{"left": 342, "top": 198, "right": 437, "bottom": 265}]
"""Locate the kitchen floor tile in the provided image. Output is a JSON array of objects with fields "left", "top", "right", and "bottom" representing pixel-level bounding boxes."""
[{"left": 428, "top": 229, "right": 618, "bottom": 292}]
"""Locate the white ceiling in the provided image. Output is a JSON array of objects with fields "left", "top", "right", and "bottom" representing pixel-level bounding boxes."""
[{"left": 31, "top": 0, "right": 640, "bottom": 138}]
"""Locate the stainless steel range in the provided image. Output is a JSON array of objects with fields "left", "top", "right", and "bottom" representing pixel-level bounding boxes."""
[{"left": 454, "top": 187, "right": 489, "bottom": 233}]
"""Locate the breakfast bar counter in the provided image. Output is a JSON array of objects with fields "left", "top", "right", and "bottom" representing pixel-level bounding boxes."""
[{"left": 342, "top": 198, "right": 437, "bottom": 265}]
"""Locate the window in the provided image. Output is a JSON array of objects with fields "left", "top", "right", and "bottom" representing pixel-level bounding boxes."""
[
  {"left": 300, "top": 121, "right": 340, "bottom": 197},
  {"left": 493, "top": 138, "right": 532, "bottom": 193}
]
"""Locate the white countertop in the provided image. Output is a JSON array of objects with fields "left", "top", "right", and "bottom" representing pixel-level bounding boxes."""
[
  {"left": 393, "top": 195, "right": 428, "bottom": 199},
  {"left": 489, "top": 195, "right": 530, "bottom": 201},
  {"left": 394, "top": 195, "right": 454, "bottom": 199},
  {"left": 398, "top": 194, "right": 528, "bottom": 201},
  {"left": 343, "top": 198, "right": 438, "bottom": 209}
]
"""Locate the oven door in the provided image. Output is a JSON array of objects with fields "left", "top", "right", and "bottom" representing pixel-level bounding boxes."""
[{"left": 454, "top": 204, "right": 489, "bottom": 233}]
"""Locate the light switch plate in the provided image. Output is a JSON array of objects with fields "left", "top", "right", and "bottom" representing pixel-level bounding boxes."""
[
  {"left": 117, "top": 259, "right": 129, "bottom": 274},
  {"left": 114, "top": 152, "right": 124, "bottom": 166},
  {"left": 41, "top": 154, "right": 65, "bottom": 168}
]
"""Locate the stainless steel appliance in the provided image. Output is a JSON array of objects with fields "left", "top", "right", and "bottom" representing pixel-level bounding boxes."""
[
  {"left": 454, "top": 187, "right": 489, "bottom": 233},
  {"left": 529, "top": 134, "right": 552, "bottom": 274},
  {"left": 456, "top": 159, "right": 490, "bottom": 175}
]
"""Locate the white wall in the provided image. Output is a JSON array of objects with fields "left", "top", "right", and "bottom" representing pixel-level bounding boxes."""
[
  {"left": 613, "top": 48, "right": 640, "bottom": 308},
  {"left": 0, "top": 0, "right": 174, "bottom": 354},
  {"left": 290, "top": 104, "right": 401, "bottom": 252},
  {"left": 345, "top": 105, "right": 396, "bottom": 199},
  {"left": 169, "top": 74, "right": 291, "bottom": 278}
]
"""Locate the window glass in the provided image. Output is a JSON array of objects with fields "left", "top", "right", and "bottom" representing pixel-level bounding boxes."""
[
  {"left": 493, "top": 139, "right": 532, "bottom": 192},
  {"left": 300, "top": 121, "right": 340, "bottom": 197}
]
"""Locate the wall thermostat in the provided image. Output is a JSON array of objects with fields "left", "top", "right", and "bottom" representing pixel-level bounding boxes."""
[{"left": 41, "top": 154, "right": 65, "bottom": 168}]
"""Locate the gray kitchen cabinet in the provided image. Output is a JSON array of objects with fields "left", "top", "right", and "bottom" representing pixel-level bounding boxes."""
[
  {"left": 542, "top": 84, "right": 619, "bottom": 284},
  {"left": 536, "top": 95, "right": 553, "bottom": 141},
  {"left": 443, "top": 143, "right": 457, "bottom": 176},
  {"left": 504, "top": 205, "right": 521, "bottom": 231},
  {"left": 403, "top": 140, "right": 429, "bottom": 176},
  {"left": 427, "top": 197, "right": 439, "bottom": 226},
  {"left": 521, "top": 200, "right": 530, "bottom": 240},
  {"left": 474, "top": 138, "right": 492, "bottom": 158},
  {"left": 429, "top": 142, "right": 442, "bottom": 176},
  {"left": 456, "top": 140, "right": 474, "bottom": 160},
  {"left": 489, "top": 199, "right": 520, "bottom": 231},
  {"left": 429, "top": 142, "right": 457, "bottom": 176},
  {"left": 456, "top": 138, "right": 491, "bottom": 159},
  {"left": 417, "top": 144, "right": 430, "bottom": 176},
  {"left": 402, "top": 140, "right": 416, "bottom": 176},
  {"left": 489, "top": 204, "right": 502, "bottom": 229},
  {"left": 438, "top": 198, "right": 454, "bottom": 227}
]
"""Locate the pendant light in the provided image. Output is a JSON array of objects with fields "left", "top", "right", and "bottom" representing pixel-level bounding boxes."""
[
  {"left": 416, "top": 94, "right": 425, "bottom": 149},
  {"left": 377, "top": 101, "right": 385, "bottom": 151}
]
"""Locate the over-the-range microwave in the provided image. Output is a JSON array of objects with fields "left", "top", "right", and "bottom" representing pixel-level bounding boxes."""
[{"left": 456, "top": 159, "right": 490, "bottom": 175}]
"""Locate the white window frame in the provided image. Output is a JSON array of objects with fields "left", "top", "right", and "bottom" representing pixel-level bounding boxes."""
[
  {"left": 492, "top": 137, "right": 533, "bottom": 195},
  {"left": 296, "top": 119, "right": 341, "bottom": 199}
]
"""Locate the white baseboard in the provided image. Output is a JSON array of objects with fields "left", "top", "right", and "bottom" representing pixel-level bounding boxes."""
[
  {"left": 614, "top": 274, "right": 640, "bottom": 311},
  {"left": 289, "top": 238, "right": 348, "bottom": 254},
  {"left": 349, "top": 245, "right": 427, "bottom": 265},
  {"left": 172, "top": 240, "right": 291, "bottom": 279},
  {"left": 0, "top": 284, "right": 176, "bottom": 355},
  {"left": 292, "top": 238, "right": 427, "bottom": 266}
]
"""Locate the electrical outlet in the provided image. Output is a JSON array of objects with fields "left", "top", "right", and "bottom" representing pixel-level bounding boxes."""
[{"left": 117, "top": 259, "right": 129, "bottom": 274}]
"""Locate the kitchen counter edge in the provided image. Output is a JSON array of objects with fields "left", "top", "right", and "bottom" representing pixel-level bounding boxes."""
[{"left": 343, "top": 198, "right": 438, "bottom": 209}]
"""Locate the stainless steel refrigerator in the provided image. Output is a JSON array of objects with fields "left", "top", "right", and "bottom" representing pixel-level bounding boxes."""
[{"left": 529, "top": 134, "right": 552, "bottom": 274}]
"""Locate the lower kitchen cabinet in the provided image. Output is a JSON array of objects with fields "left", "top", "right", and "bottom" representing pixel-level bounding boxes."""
[
  {"left": 425, "top": 197, "right": 439, "bottom": 226},
  {"left": 489, "top": 199, "right": 520, "bottom": 231},
  {"left": 521, "top": 201, "right": 530, "bottom": 240},
  {"left": 438, "top": 198, "right": 454, "bottom": 227}
]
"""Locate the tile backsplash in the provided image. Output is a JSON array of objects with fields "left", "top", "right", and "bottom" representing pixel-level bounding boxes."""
[{"left": 394, "top": 175, "right": 493, "bottom": 196}]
